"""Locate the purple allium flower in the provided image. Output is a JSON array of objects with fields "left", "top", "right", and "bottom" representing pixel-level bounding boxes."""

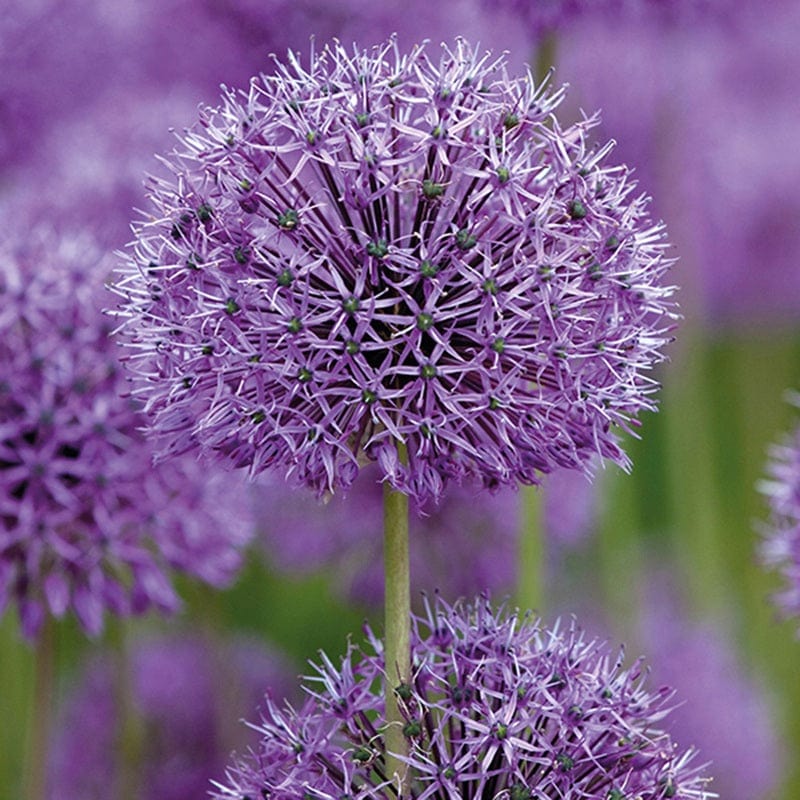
[
  {"left": 255, "top": 468, "right": 519, "bottom": 605},
  {"left": 213, "top": 596, "right": 712, "bottom": 800},
  {"left": 49, "top": 632, "right": 297, "bottom": 800},
  {"left": 113, "top": 38, "right": 676, "bottom": 504},
  {"left": 638, "top": 580, "right": 782, "bottom": 800},
  {"left": 0, "top": 228, "right": 253, "bottom": 639},
  {"left": 758, "top": 397, "right": 800, "bottom": 625}
]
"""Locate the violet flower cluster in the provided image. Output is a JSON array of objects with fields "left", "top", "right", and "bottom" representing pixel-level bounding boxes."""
[
  {"left": 0, "top": 229, "right": 253, "bottom": 638},
  {"left": 758, "top": 399, "right": 800, "bottom": 625},
  {"left": 214, "top": 596, "right": 711, "bottom": 800},
  {"left": 114, "top": 38, "right": 676, "bottom": 504},
  {"left": 49, "top": 633, "right": 297, "bottom": 800}
]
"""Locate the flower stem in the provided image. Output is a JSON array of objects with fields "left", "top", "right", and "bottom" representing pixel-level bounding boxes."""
[
  {"left": 24, "top": 617, "right": 56, "bottom": 800},
  {"left": 109, "top": 620, "right": 144, "bottom": 800},
  {"left": 534, "top": 31, "right": 557, "bottom": 84},
  {"left": 516, "top": 484, "right": 544, "bottom": 613},
  {"left": 383, "top": 443, "right": 410, "bottom": 796}
]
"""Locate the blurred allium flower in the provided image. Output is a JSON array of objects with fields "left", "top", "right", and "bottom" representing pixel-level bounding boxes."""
[
  {"left": 481, "top": 0, "right": 721, "bottom": 39},
  {"left": 0, "top": 229, "right": 253, "bottom": 638},
  {"left": 758, "top": 398, "right": 800, "bottom": 624},
  {"left": 214, "top": 596, "right": 712, "bottom": 800},
  {"left": 255, "top": 469, "right": 519, "bottom": 605},
  {"left": 556, "top": 0, "right": 800, "bottom": 325},
  {"left": 638, "top": 580, "right": 782, "bottom": 800},
  {"left": 49, "top": 633, "right": 296, "bottom": 800},
  {"left": 114, "top": 38, "right": 676, "bottom": 504},
  {"left": 544, "top": 466, "right": 598, "bottom": 546}
]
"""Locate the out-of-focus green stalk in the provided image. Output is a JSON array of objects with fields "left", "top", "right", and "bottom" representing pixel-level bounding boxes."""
[
  {"left": 23, "top": 618, "right": 56, "bottom": 800},
  {"left": 662, "top": 331, "right": 729, "bottom": 614},
  {"left": 383, "top": 442, "right": 410, "bottom": 796},
  {"left": 516, "top": 485, "right": 544, "bottom": 614},
  {"left": 514, "top": 29, "right": 558, "bottom": 620},
  {"left": 726, "top": 334, "right": 800, "bottom": 799},
  {"left": 595, "top": 462, "right": 642, "bottom": 635},
  {"left": 534, "top": 32, "right": 557, "bottom": 85},
  {"left": 109, "top": 620, "right": 145, "bottom": 800}
]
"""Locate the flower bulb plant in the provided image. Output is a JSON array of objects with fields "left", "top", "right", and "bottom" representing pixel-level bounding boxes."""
[
  {"left": 113, "top": 37, "right": 676, "bottom": 505},
  {"left": 0, "top": 228, "right": 253, "bottom": 640},
  {"left": 213, "top": 596, "right": 712, "bottom": 800},
  {"left": 110, "top": 36, "right": 682, "bottom": 795}
]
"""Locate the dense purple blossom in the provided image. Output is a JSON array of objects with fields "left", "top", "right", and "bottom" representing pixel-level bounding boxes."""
[
  {"left": 49, "top": 632, "right": 297, "bottom": 800},
  {"left": 758, "top": 398, "right": 800, "bottom": 625},
  {"left": 113, "top": 38, "right": 676, "bottom": 504},
  {"left": 213, "top": 596, "right": 712, "bottom": 800},
  {"left": 0, "top": 228, "right": 253, "bottom": 639},
  {"left": 255, "top": 468, "right": 519, "bottom": 605},
  {"left": 638, "top": 581, "right": 782, "bottom": 800}
]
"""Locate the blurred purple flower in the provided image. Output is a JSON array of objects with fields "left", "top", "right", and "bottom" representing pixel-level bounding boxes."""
[
  {"left": 255, "top": 468, "right": 519, "bottom": 605},
  {"left": 49, "top": 632, "right": 297, "bottom": 800},
  {"left": 256, "top": 465, "right": 597, "bottom": 606},
  {"left": 758, "top": 397, "right": 800, "bottom": 625},
  {"left": 0, "top": 228, "right": 253, "bottom": 639},
  {"left": 481, "top": 0, "right": 722, "bottom": 40},
  {"left": 213, "top": 595, "right": 712, "bottom": 800},
  {"left": 1, "top": 0, "right": 528, "bottom": 182},
  {"left": 639, "top": 581, "right": 783, "bottom": 800},
  {"left": 557, "top": 1, "right": 800, "bottom": 325},
  {"left": 113, "top": 38, "right": 676, "bottom": 504},
  {"left": 544, "top": 466, "right": 598, "bottom": 546}
]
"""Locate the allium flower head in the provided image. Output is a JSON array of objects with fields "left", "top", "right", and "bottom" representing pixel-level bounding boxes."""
[
  {"left": 758, "top": 397, "right": 800, "bottom": 625},
  {"left": 114, "top": 38, "right": 676, "bottom": 503},
  {"left": 214, "top": 596, "right": 711, "bottom": 800},
  {"left": 0, "top": 228, "right": 252, "bottom": 638}
]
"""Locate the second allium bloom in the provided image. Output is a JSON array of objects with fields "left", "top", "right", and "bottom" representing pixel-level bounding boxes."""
[
  {"left": 213, "top": 597, "right": 712, "bottom": 800},
  {"left": 115, "top": 38, "right": 676, "bottom": 502}
]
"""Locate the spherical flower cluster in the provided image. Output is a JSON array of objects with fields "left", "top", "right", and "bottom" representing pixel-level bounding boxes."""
[
  {"left": 0, "top": 229, "right": 253, "bottom": 638},
  {"left": 113, "top": 38, "right": 676, "bottom": 504},
  {"left": 758, "top": 399, "right": 800, "bottom": 625},
  {"left": 255, "top": 468, "right": 519, "bottom": 605},
  {"left": 214, "top": 596, "right": 712, "bottom": 800},
  {"left": 49, "top": 632, "right": 297, "bottom": 800}
]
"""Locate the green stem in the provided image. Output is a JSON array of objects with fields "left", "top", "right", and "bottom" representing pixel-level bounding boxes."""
[
  {"left": 383, "top": 443, "right": 410, "bottom": 796},
  {"left": 24, "top": 618, "right": 56, "bottom": 800},
  {"left": 109, "top": 621, "right": 144, "bottom": 800},
  {"left": 516, "top": 485, "right": 544, "bottom": 613},
  {"left": 534, "top": 32, "right": 558, "bottom": 85}
]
